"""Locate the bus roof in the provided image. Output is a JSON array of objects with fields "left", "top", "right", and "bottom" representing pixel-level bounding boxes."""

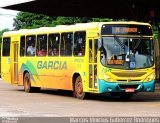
[{"left": 3, "top": 21, "right": 151, "bottom": 36}]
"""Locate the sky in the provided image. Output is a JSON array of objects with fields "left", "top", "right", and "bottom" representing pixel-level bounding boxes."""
[
  {"left": 0, "top": 0, "right": 35, "bottom": 30},
  {"left": 0, "top": 8, "right": 19, "bottom": 30}
]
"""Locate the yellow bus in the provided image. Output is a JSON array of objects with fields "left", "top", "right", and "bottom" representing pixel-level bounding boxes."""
[{"left": 1, "top": 22, "right": 155, "bottom": 100}]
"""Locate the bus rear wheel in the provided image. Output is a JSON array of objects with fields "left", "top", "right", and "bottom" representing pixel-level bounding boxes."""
[
  {"left": 73, "top": 76, "right": 85, "bottom": 99},
  {"left": 24, "top": 72, "right": 40, "bottom": 93}
]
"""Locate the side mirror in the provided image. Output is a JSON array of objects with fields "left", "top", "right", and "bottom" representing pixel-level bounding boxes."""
[{"left": 98, "top": 38, "right": 102, "bottom": 50}]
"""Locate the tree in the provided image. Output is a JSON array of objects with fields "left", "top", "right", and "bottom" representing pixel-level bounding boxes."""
[
  {"left": 13, "top": 12, "right": 93, "bottom": 29},
  {"left": 51, "top": 16, "right": 93, "bottom": 26},
  {"left": 13, "top": 12, "right": 56, "bottom": 30},
  {"left": 0, "top": 28, "right": 10, "bottom": 43},
  {"left": 13, "top": 12, "right": 113, "bottom": 30}
]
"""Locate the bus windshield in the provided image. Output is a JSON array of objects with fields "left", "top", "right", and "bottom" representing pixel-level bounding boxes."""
[{"left": 100, "top": 36, "right": 154, "bottom": 69}]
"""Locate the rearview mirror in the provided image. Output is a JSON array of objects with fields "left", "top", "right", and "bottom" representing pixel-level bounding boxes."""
[{"left": 98, "top": 38, "right": 102, "bottom": 50}]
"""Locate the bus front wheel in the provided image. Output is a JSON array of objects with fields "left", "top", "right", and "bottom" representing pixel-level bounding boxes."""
[
  {"left": 24, "top": 72, "right": 40, "bottom": 93},
  {"left": 73, "top": 76, "right": 85, "bottom": 99},
  {"left": 24, "top": 72, "right": 32, "bottom": 93}
]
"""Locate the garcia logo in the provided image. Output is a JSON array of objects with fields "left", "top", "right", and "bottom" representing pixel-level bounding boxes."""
[{"left": 37, "top": 61, "right": 67, "bottom": 70}]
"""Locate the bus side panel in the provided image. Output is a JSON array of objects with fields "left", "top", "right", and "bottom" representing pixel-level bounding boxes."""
[
  {"left": 18, "top": 54, "right": 89, "bottom": 91},
  {"left": 34, "top": 57, "right": 62, "bottom": 89},
  {"left": 18, "top": 57, "right": 72, "bottom": 90},
  {"left": 18, "top": 57, "right": 24, "bottom": 86},
  {"left": 1, "top": 57, "right": 11, "bottom": 84},
  {"left": 18, "top": 73, "right": 23, "bottom": 86},
  {"left": 19, "top": 57, "right": 86, "bottom": 91},
  {"left": 59, "top": 57, "right": 75, "bottom": 90},
  {"left": 35, "top": 57, "right": 73, "bottom": 90},
  {"left": 18, "top": 57, "right": 26, "bottom": 86}
]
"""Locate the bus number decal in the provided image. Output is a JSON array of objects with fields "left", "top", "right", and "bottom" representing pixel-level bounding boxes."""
[
  {"left": 74, "top": 59, "right": 84, "bottom": 62},
  {"left": 101, "top": 68, "right": 112, "bottom": 75}
]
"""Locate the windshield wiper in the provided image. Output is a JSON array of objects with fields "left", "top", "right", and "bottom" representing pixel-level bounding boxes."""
[
  {"left": 133, "top": 36, "right": 142, "bottom": 51},
  {"left": 114, "top": 35, "right": 125, "bottom": 49}
]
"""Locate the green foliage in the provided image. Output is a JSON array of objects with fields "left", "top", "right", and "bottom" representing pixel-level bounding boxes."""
[
  {"left": 0, "top": 28, "right": 10, "bottom": 43},
  {"left": 13, "top": 12, "right": 56, "bottom": 30},
  {"left": 92, "top": 18, "right": 113, "bottom": 22},
  {"left": 13, "top": 12, "right": 114, "bottom": 30},
  {"left": 0, "top": 28, "right": 9, "bottom": 36},
  {"left": 51, "top": 17, "right": 92, "bottom": 26},
  {"left": 152, "top": 25, "right": 159, "bottom": 40}
]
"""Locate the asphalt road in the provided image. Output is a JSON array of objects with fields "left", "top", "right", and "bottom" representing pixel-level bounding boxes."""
[{"left": 1, "top": 79, "right": 160, "bottom": 118}]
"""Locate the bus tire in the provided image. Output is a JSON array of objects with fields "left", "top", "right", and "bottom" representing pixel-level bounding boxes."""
[
  {"left": 73, "top": 76, "right": 85, "bottom": 99},
  {"left": 23, "top": 72, "right": 37, "bottom": 93}
]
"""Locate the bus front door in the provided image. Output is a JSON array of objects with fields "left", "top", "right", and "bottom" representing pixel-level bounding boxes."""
[
  {"left": 11, "top": 42, "right": 19, "bottom": 85},
  {"left": 88, "top": 38, "right": 98, "bottom": 91}
]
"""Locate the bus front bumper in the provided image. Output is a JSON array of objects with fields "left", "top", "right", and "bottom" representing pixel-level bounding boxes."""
[{"left": 99, "top": 80, "right": 155, "bottom": 93}]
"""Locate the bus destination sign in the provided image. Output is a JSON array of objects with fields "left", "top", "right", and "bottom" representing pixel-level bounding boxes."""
[
  {"left": 101, "top": 24, "right": 153, "bottom": 36},
  {"left": 112, "top": 27, "right": 138, "bottom": 33}
]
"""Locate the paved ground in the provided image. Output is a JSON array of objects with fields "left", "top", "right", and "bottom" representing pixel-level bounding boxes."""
[{"left": 1, "top": 79, "right": 160, "bottom": 117}]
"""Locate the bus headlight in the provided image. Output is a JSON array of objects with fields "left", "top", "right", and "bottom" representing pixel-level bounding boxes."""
[
  {"left": 144, "top": 73, "right": 155, "bottom": 82},
  {"left": 103, "top": 75, "right": 112, "bottom": 82}
]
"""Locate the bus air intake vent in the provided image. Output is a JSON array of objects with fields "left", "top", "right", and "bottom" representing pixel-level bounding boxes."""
[
  {"left": 119, "top": 84, "right": 139, "bottom": 89},
  {"left": 111, "top": 72, "right": 146, "bottom": 77}
]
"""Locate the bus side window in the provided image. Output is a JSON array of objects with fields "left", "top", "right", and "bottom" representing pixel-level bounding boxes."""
[
  {"left": 36, "top": 35, "right": 47, "bottom": 57},
  {"left": 94, "top": 39, "right": 98, "bottom": 62},
  {"left": 89, "top": 39, "right": 92, "bottom": 62},
  {"left": 48, "top": 33, "right": 60, "bottom": 56},
  {"left": 26, "top": 35, "right": 36, "bottom": 56},
  {"left": 60, "top": 32, "right": 73, "bottom": 56},
  {"left": 74, "top": 31, "right": 86, "bottom": 56},
  {"left": 20, "top": 36, "right": 25, "bottom": 56},
  {"left": 2, "top": 37, "right": 11, "bottom": 56}
]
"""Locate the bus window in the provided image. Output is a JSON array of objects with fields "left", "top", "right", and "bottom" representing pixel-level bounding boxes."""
[
  {"left": 60, "top": 32, "right": 73, "bottom": 56},
  {"left": 20, "top": 36, "right": 25, "bottom": 56},
  {"left": 74, "top": 31, "right": 86, "bottom": 56},
  {"left": 2, "top": 37, "right": 10, "bottom": 56},
  {"left": 48, "top": 33, "right": 60, "bottom": 56},
  {"left": 94, "top": 39, "right": 98, "bottom": 63},
  {"left": 36, "top": 35, "right": 47, "bottom": 56},
  {"left": 26, "top": 35, "right": 36, "bottom": 56},
  {"left": 89, "top": 39, "right": 92, "bottom": 62}
]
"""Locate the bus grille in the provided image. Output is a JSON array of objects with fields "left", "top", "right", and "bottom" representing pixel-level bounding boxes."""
[
  {"left": 117, "top": 80, "right": 141, "bottom": 82},
  {"left": 111, "top": 72, "right": 146, "bottom": 77},
  {"left": 119, "top": 84, "right": 139, "bottom": 89}
]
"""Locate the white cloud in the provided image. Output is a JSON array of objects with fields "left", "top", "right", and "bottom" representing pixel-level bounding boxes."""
[
  {"left": 0, "top": 8, "right": 19, "bottom": 30},
  {"left": 0, "top": 0, "right": 35, "bottom": 30}
]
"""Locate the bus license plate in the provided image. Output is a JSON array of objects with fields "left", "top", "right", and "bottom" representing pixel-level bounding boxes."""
[{"left": 125, "top": 88, "right": 135, "bottom": 92}]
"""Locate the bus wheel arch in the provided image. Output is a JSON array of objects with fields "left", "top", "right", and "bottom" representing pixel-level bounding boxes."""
[{"left": 72, "top": 73, "right": 86, "bottom": 99}]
